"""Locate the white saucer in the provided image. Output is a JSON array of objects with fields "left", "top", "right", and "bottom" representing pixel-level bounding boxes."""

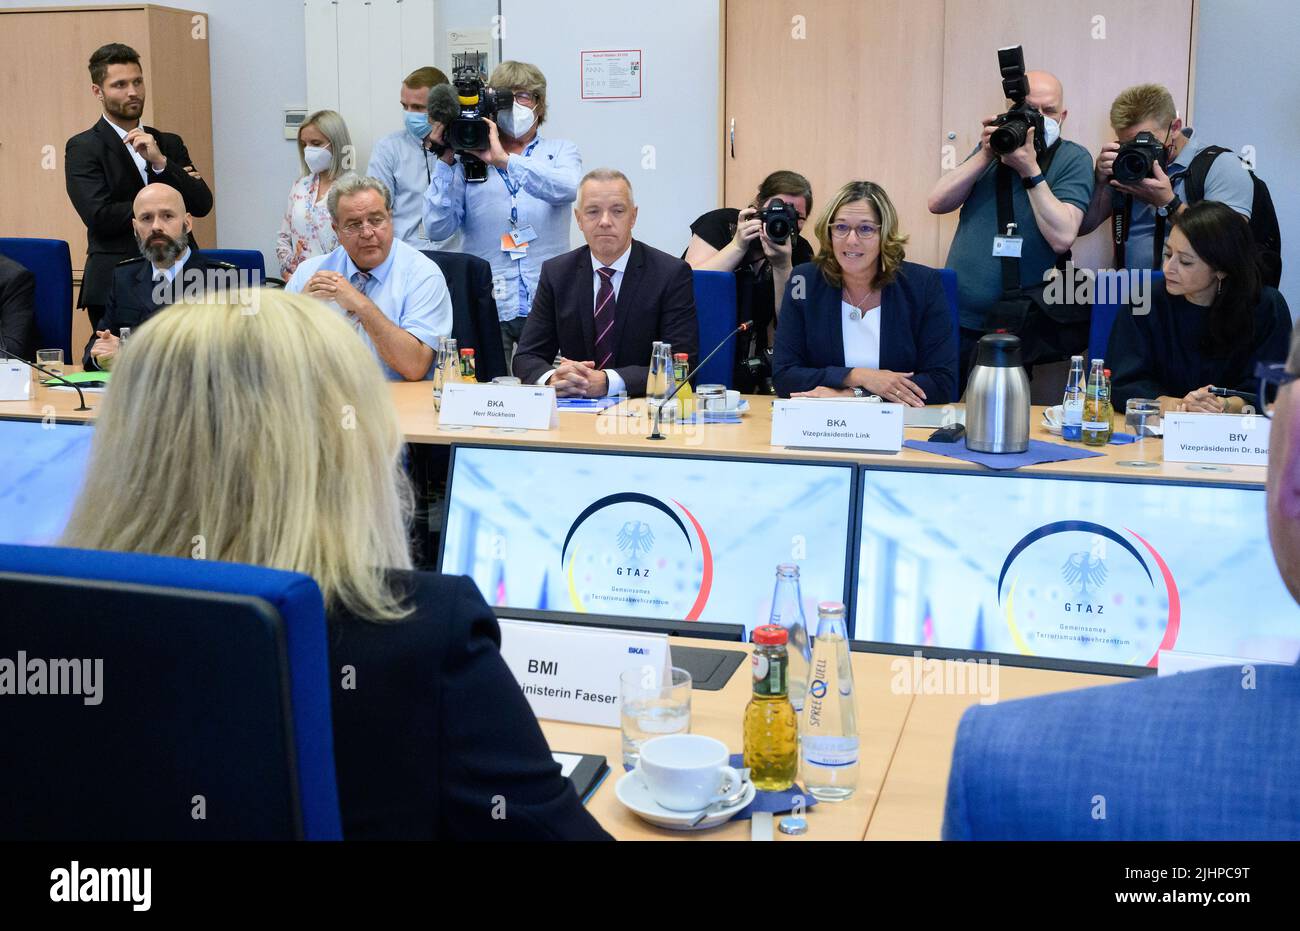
[
  {"left": 696, "top": 399, "right": 750, "bottom": 421},
  {"left": 1042, "top": 404, "right": 1063, "bottom": 436},
  {"left": 614, "top": 770, "right": 756, "bottom": 831}
]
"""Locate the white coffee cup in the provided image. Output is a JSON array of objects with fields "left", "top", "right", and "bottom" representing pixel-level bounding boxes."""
[
  {"left": 704, "top": 389, "right": 742, "bottom": 413},
  {"left": 635, "top": 734, "right": 741, "bottom": 811}
]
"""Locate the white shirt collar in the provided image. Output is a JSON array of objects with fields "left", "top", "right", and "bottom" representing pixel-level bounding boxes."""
[
  {"left": 591, "top": 243, "right": 633, "bottom": 275},
  {"left": 101, "top": 114, "right": 138, "bottom": 140}
]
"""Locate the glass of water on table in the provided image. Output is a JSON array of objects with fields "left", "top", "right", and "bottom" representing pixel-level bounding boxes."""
[{"left": 620, "top": 666, "right": 692, "bottom": 769}]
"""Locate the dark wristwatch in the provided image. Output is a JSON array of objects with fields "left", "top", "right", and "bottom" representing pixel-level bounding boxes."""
[
  {"left": 1157, "top": 194, "right": 1182, "bottom": 217},
  {"left": 1022, "top": 173, "right": 1047, "bottom": 190}
]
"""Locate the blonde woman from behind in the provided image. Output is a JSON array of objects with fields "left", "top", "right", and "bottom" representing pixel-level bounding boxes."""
[{"left": 62, "top": 289, "right": 611, "bottom": 841}]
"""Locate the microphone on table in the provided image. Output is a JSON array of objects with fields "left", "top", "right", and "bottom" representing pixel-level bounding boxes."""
[
  {"left": 1, "top": 350, "right": 92, "bottom": 411},
  {"left": 647, "top": 320, "right": 753, "bottom": 441}
]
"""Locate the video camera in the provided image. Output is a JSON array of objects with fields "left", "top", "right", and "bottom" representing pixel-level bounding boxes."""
[
  {"left": 445, "top": 61, "right": 513, "bottom": 183},
  {"left": 989, "top": 45, "right": 1046, "bottom": 158},
  {"left": 1113, "top": 131, "right": 1167, "bottom": 183}
]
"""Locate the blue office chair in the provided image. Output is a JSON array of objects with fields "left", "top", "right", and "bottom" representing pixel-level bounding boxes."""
[
  {"left": 938, "top": 268, "right": 961, "bottom": 348},
  {"left": 691, "top": 270, "right": 738, "bottom": 388},
  {"left": 1089, "top": 270, "right": 1162, "bottom": 366},
  {"left": 0, "top": 544, "right": 342, "bottom": 840},
  {"left": 0, "top": 238, "right": 74, "bottom": 359},
  {"left": 203, "top": 248, "right": 268, "bottom": 285}
]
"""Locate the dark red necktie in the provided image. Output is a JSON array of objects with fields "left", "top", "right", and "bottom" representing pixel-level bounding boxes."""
[{"left": 593, "top": 266, "right": 616, "bottom": 369}]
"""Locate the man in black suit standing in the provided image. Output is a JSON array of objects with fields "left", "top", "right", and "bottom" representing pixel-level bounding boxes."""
[
  {"left": 0, "top": 255, "right": 36, "bottom": 361},
  {"left": 513, "top": 168, "right": 698, "bottom": 397},
  {"left": 84, "top": 184, "right": 232, "bottom": 370},
  {"left": 66, "top": 43, "right": 213, "bottom": 331}
]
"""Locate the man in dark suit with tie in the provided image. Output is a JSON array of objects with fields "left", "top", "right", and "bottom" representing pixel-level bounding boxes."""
[
  {"left": 512, "top": 168, "right": 698, "bottom": 397},
  {"left": 84, "top": 184, "right": 231, "bottom": 370},
  {"left": 65, "top": 43, "right": 213, "bottom": 331},
  {"left": 0, "top": 255, "right": 37, "bottom": 361}
]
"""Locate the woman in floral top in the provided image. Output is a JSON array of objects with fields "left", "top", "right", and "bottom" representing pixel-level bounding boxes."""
[{"left": 276, "top": 110, "right": 352, "bottom": 278}]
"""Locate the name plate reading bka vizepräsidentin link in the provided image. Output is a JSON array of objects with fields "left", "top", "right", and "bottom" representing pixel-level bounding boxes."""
[
  {"left": 770, "top": 398, "right": 905, "bottom": 452},
  {"left": 1162, "top": 412, "right": 1270, "bottom": 467},
  {"left": 438, "top": 382, "right": 558, "bottom": 430},
  {"left": 496, "top": 619, "right": 671, "bottom": 727}
]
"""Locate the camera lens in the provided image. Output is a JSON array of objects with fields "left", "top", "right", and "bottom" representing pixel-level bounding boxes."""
[
  {"left": 990, "top": 121, "right": 1027, "bottom": 156},
  {"left": 1113, "top": 150, "right": 1152, "bottom": 184}
]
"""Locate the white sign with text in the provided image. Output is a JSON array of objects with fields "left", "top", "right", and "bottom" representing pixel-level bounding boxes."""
[
  {"left": 771, "top": 398, "right": 905, "bottom": 452},
  {"left": 497, "top": 619, "right": 671, "bottom": 727},
  {"left": 439, "top": 382, "right": 558, "bottom": 431},
  {"left": 1162, "top": 412, "right": 1270, "bottom": 467},
  {"left": 0, "top": 360, "right": 30, "bottom": 401}
]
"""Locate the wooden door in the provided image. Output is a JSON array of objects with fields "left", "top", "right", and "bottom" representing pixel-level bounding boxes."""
[
  {"left": 938, "top": 0, "right": 1197, "bottom": 269},
  {"left": 724, "top": 0, "right": 947, "bottom": 264}
]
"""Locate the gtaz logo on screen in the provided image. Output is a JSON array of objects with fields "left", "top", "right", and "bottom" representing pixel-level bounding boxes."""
[{"left": 616, "top": 520, "right": 656, "bottom": 574}]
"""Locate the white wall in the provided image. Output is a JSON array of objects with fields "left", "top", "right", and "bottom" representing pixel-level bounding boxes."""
[
  {"left": 0, "top": 0, "right": 306, "bottom": 275},
  {"left": 1195, "top": 0, "right": 1300, "bottom": 309},
  {"left": 498, "top": 0, "right": 719, "bottom": 255}
]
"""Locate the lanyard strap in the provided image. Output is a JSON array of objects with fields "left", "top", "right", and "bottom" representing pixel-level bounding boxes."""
[{"left": 497, "top": 139, "right": 541, "bottom": 227}]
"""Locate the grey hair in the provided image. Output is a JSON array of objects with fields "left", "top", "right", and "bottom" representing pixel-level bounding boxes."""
[
  {"left": 578, "top": 168, "right": 634, "bottom": 206},
  {"left": 298, "top": 109, "right": 353, "bottom": 179},
  {"left": 326, "top": 174, "right": 392, "bottom": 219}
]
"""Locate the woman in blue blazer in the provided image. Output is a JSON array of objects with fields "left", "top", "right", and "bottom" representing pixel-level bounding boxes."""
[{"left": 772, "top": 180, "right": 958, "bottom": 405}]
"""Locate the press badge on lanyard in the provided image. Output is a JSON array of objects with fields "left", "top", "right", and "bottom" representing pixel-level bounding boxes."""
[
  {"left": 500, "top": 140, "right": 541, "bottom": 259},
  {"left": 992, "top": 222, "right": 1023, "bottom": 258}
]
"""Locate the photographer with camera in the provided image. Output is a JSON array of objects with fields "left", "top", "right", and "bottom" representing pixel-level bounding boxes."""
[
  {"left": 1078, "top": 84, "right": 1276, "bottom": 284},
  {"left": 684, "top": 171, "right": 814, "bottom": 393},
  {"left": 928, "top": 56, "right": 1094, "bottom": 387},
  {"left": 420, "top": 61, "right": 582, "bottom": 365}
]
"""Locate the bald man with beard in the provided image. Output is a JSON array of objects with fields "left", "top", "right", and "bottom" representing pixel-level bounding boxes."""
[
  {"left": 927, "top": 69, "right": 1096, "bottom": 387},
  {"left": 84, "top": 184, "right": 235, "bottom": 370}
]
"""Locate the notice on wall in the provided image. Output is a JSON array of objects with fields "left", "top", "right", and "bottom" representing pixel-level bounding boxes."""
[
  {"left": 448, "top": 28, "right": 494, "bottom": 73},
  {"left": 581, "top": 49, "right": 642, "bottom": 100}
]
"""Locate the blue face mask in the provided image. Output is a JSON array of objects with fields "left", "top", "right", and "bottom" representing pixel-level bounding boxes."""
[{"left": 404, "top": 111, "right": 431, "bottom": 141}]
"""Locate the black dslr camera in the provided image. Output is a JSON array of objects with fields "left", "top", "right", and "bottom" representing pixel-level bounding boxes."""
[
  {"left": 989, "top": 45, "right": 1046, "bottom": 157},
  {"left": 1112, "top": 131, "right": 1167, "bottom": 183},
  {"left": 447, "top": 63, "right": 514, "bottom": 183},
  {"left": 756, "top": 201, "right": 799, "bottom": 245}
]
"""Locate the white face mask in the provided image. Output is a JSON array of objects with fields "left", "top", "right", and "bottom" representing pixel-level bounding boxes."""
[
  {"left": 1043, "top": 116, "right": 1061, "bottom": 148},
  {"left": 498, "top": 100, "right": 536, "bottom": 139},
  {"left": 303, "top": 145, "right": 332, "bottom": 174}
]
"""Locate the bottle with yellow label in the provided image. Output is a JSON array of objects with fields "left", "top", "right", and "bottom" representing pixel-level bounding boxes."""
[{"left": 743, "top": 624, "right": 798, "bottom": 791}]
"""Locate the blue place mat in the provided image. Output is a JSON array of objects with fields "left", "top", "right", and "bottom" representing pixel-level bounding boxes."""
[
  {"left": 727, "top": 753, "right": 818, "bottom": 820},
  {"left": 903, "top": 438, "right": 1105, "bottom": 471},
  {"left": 1109, "top": 432, "right": 1138, "bottom": 445},
  {"left": 681, "top": 413, "right": 743, "bottom": 425}
]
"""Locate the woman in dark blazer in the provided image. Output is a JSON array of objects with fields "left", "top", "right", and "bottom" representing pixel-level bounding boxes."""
[
  {"left": 61, "top": 289, "right": 611, "bottom": 841},
  {"left": 1110, "top": 200, "right": 1292, "bottom": 413},
  {"left": 772, "top": 180, "right": 958, "bottom": 405}
]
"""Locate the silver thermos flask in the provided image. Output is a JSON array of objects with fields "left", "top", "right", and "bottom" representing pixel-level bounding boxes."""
[{"left": 965, "top": 333, "right": 1031, "bottom": 453}]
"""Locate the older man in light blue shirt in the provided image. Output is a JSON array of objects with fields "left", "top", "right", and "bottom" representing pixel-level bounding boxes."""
[
  {"left": 287, "top": 175, "right": 451, "bottom": 381},
  {"left": 421, "top": 61, "right": 582, "bottom": 366}
]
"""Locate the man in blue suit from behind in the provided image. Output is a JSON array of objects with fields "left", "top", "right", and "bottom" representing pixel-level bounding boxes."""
[{"left": 944, "top": 330, "right": 1300, "bottom": 840}]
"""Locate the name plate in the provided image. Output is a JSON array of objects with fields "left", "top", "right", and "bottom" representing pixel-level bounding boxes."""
[
  {"left": 771, "top": 398, "right": 904, "bottom": 452},
  {"left": 0, "top": 360, "right": 30, "bottom": 402},
  {"left": 497, "top": 619, "right": 671, "bottom": 727},
  {"left": 1162, "top": 412, "right": 1270, "bottom": 467},
  {"left": 439, "top": 382, "right": 558, "bottom": 430}
]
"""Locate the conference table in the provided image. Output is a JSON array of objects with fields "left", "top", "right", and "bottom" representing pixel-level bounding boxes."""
[{"left": 1, "top": 377, "right": 1270, "bottom": 840}]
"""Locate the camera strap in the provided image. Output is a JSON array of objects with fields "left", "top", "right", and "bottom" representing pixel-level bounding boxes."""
[
  {"left": 1113, "top": 194, "right": 1168, "bottom": 270},
  {"left": 994, "top": 141, "right": 1067, "bottom": 295}
]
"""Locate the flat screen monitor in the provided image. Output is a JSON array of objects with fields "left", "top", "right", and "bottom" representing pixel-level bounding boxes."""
[
  {"left": 439, "top": 445, "right": 858, "bottom": 634},
  {"left": 854, "top": 467, "right": 1300, "bottom": 671},
  {"left": 0, "top": 419, "right": 94, "bottom": 546}
]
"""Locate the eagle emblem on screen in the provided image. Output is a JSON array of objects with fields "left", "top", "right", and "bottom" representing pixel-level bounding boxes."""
[
  {"left": 1062, "top": 551, "right": 1108, "bottom": 598},
  {"left": 617, "top": 521, "right": 655, "bottom": 560}
]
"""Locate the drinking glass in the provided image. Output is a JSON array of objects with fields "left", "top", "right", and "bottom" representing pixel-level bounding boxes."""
[
  {"left": 620, "top": 666, "right": 692, "bottom": 769},
  {"left": 1125, "top": 398, "right": 1162, "bottom": 437},
  {"left": 36, "top": 349, "right": 64, "bottom": 376}
]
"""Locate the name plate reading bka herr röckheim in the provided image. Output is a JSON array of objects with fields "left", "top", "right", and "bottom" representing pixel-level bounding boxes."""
[
  {"left": 438, "top": 382, "right": 558, "bottom": 430},
  {"left": 771, "top": 398, "right": 904, "bottom": 452},
  {"left": 496, "top": 619, "right": 671, "bottom": 727}
]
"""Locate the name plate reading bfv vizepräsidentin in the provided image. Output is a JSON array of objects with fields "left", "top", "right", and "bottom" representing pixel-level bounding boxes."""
[
  {"left": 439, "top": 382, "right": 559, "bottom": 430},
  {"left": 770, "top": 398, "right": 905, "bottom": 452},
  {"left": 496, "top": 619, "right": 671, "bottom": 727},
  {"left": 1162, "top": 411, "right": 1271, "bottom": 467}
]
